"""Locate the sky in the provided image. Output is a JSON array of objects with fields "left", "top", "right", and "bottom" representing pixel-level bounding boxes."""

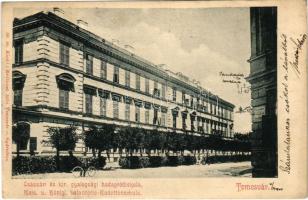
[{"left": 14, "top": 7, "right": 252, "bottom": 132}]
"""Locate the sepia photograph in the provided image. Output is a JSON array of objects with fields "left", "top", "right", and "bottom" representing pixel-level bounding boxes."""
[
  {"left": 10, "top": 6, "right": 277, "bottom": 179},
  {"left": 2, "top": 1, "right": 307, "bottom": 198}
]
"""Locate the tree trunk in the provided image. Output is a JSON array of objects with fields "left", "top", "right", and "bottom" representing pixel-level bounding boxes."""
[
  {"left": 125, "top": 148, "right": 129, "bottom": 157},
  {"left": 16, "top": 143, "right": 20, "bottom": 158},
  {"left": 56, "top": 149, "right": 60, "bottom": 171},
  {"left": 92, "top": 149, "right": 96, "bottom": 157},
  {"left": 119, "top": 148, "right": 123, "bottom": 157},
  {"left": 98, "top": 149, "right": 102, "bottom": 158},
  {"left": 106, "top": 150, "right": 111, "bottom": 161},
  {"left": 146, "top": 149, "right": 151, "bottom": 157}
]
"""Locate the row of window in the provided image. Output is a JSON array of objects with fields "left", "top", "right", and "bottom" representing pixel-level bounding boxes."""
[
  {"left": 14, "top": 86, "right": 232, "bottom": 125},
  {"left": 83, "top": 91, "right": 231, "bottom": 132},
  {"left": 13, "top": 76, "right": 233, "bottom": 126},
  {"left": 14, "top": 40, "right": 166, "bottom": 99},
  {"left": 171, "top": 114, "right": 231, "bottom": 134},
  {"left": 13, "top": 86, "right": 232, "bottom": 133},
  {"left": 172, "top": 87, "right": 233, "bottom": 119},
  {"left": 14, "top": 39, "right": 233, "bottom": 118},
  {"left": 84, "top": 93, "right": 167, "bottom": 126},
  {"left": 67, "top": 42, "right": 167, "bottom": 98},
  {"left": 14, "top": 40, "right": 233, "bottom": 119},
  {"left": 58, "top": 81, "right": 233, "bottom": 131}
]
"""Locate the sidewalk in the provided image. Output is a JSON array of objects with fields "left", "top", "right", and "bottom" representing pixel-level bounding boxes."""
[{"left": 13, "top": 161, "right": 252, "bottom": 179}]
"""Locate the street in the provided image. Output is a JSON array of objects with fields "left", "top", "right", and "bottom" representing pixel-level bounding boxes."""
[{"left": 14, "top": 161, "right": 251, "bottom": 179}]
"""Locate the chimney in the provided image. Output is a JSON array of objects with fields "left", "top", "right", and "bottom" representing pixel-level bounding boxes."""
[
  {"left": 77, "top": 19, "right": 88, "bottom": 30},
  {"left": 53, "top": 7, "right": 65, "bottom": 17}
]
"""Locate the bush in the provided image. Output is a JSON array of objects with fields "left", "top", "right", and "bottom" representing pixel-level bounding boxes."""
[
  {"left": 139, "top": 157, "right": 150, "bottom": 168},
  {"left": 161, "top": 156, "right": 169, "bottom": 166},
  {"left": 12, "top": 156, "right": 57, "bottom": 175},
  {"left": 149, "top": 156, "right": 168, "bottom": 167},
  {"left": 166, "top": 156, "right": 177, "bottom": 166},
  {"left": 166, "top": 156, "right": 184, "bottom": 166},
  {"left": 60, "top": 156, "right": 106, "bottom": 171},
  {"left": 178, "top": 156, "right": 185, "bottom": 165},
  {"left": 119, "top": 157, "right": 129, "bottom": 168},
  {"left": 59, "top": 156, "right": 81, "bottom": 172},
  {"left": 89, "top": 157, "right": 107, "bottom": 169},
  {"left": 12, "top": 156, "right": 107, "bottom": 175},
  {"left": 200, "top": 154, "right": 251, "bottom": 165},
  {"left": 118, "top": 156, "right": 150, "bottom": 169},
  {"left": 117, "top": 154, "right": 251, "bottom": 169},
  {"left": 128, "top": 156, "right": 140, "bottom": 169},
  {"left": 183, "top": 156, "right": 197, "bottom": 165}
]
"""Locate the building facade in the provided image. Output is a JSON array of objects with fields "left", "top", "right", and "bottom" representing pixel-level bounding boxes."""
[
  {"left": 247, "top": 7, "right": 277, "bottom": 177},
  {"left": 12, "top": 11, "right": 235, "bottom": 156}
]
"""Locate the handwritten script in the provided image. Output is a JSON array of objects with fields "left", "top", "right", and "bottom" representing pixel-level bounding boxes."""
[
  {"left": 219, "top": 72, "right": 250, "bottom": 94},
  {"left": 279, "top": 34, "right": 291, "bottom": 174},
  {"left": 289, "top": 34, "right": 306, "bottom": 78},
  {"left": 279, "top": 33, "right": 306, "bottom": 174}
]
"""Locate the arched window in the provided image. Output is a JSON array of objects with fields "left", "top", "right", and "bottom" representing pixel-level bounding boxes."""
[
  {"left": 56, "top": 73, "right": 76, "bottom": 110},
  {"left": 12, "top": 71, "right": 26, "bottom": 106}
]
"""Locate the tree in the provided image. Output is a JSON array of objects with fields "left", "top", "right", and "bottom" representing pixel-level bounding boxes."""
[
  {"left": 175, "top": 133, "right": 186, "bottom": 155},
  {"left": 83, "top": 124, "right": 116, "bottom": 159},
  {"left": 115, "top": 127, "right": 129, "bottom": 157},
  {"left": 189, "top": 135, "right": 201, "bottom": 156},
  {"left": 12, "top": 122, "right": 30, "bottom": 157},
  {"left": 185, "top": 132, "right": 194, "bottom": 153},
  {"left": 83, "top": 126, "right": 100, "bottom": 157},
  {"left": 134, "top": 128, "right": 145, "bottom": 156},
  {"left": 143, "top": 130, "right": 152, "bottom": 156},
  {"left": 166, "top": 131, "right": 176, "bottom": 154},
  {"left": 126, "top": 127, "right": 139, "bottom": 156},
  {"left": 144, "top": 129, "right": 166, "bottom": 156},
  {"left": 154, "top": 130, "right": 166, "bottom": 155},
  {"left": 98, "top": 124, "right": 116, "bottom": 159},
  {"left": 44, "top": 126, "right": 78, "bottom": 169}
]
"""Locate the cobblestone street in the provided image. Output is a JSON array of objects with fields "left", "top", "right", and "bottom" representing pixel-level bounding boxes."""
[{"left": 14, "top": 161, "right": 251, "bottom": 179}]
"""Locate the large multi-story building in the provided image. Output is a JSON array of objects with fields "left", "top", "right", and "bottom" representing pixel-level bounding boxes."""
[
  {"left": 247, "top": 7, "right": 277, "bottom": 177},
  {"left": 12, "top": 10, "right": 234, "bottom": 155}
]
